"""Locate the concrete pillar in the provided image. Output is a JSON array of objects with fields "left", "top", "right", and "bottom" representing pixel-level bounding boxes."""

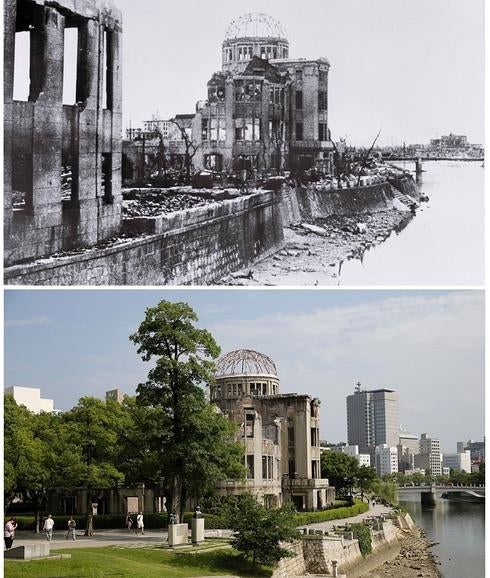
[
  {"left": 31, "top": 6, "right": 65, "bottom": 252},
  {"left": 4, "top": 0, "right": 16, "bottom": 226},
  {"left": 191, "top": 518, "right": 204, "bottom": 544}
]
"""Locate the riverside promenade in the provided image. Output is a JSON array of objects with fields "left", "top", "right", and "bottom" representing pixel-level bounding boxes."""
[{"left": 10, "top": 502, "right": 388, "bottom": 551}]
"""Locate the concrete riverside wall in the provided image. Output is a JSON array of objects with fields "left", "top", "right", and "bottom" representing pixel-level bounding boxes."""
[
  {"left": 273, "top": 520, "right": 400, "bottom": 577},
  {"left": 272, "top": 541, "right": 306, "bottom": 578},
  {"left": 5, "top": 191, "right": 283, "bottom": 285},
  {"left": 294, "top": 182, "right": 395, "bottom": 221}
]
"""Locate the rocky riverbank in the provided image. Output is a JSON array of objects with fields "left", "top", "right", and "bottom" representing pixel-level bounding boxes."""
[
  {"left": 358, "top": 527, "right": 441, "bottom": 578},
  {"left": 219, "top": 209, "right": 413, "bottom": 286}
]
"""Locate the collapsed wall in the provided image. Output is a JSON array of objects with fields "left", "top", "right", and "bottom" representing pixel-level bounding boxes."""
[{"left": 4, "top": 0, "right": 123, "bottom": 266}]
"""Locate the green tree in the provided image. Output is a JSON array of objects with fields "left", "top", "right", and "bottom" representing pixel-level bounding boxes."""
[
  {"left": 4, "top": 395, "right": 54, "bottom": 529},
  {"left": 320, "top": 451, "right": 359, "bottom": 495},
  {"left": 356, "top": 465, "right": 377, "bottom": 500},
  {"left": 61, "top": 397, "right": 129, "bottom": 535},
  {"left": 226, "top": 494, "right": 300, "bottom": 573},
  {"left": 130, "top": 300, "right": 244, "bottom": 521}
]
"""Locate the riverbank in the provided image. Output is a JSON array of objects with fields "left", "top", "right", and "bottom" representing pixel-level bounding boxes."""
[
  {"left": 357, "top": 526, "right": 441, "bottom": 578},
  {"left": 219, "top": 209, "right": 412, "bottom": 286}
]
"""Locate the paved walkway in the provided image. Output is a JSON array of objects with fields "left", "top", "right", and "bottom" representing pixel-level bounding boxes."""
[
  {"left": 297, "top": 502, "right": 393, "bottom": 532},
  {"left": 11, "top": 528, "right": 232, "bottom": 551},
  {"left": 10, "top": 503, "right": 391, "bottom": 552}
]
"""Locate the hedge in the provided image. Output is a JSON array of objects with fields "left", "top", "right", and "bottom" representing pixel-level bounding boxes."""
[
  {"left": 10, "top": 512, "right": 227, "bottom": 531},
  {"left": 9, "top": 502, "right": 367, "bottom": 532},
  {"left": 292, "top": 500, "right": 369, "bottom": 526}
]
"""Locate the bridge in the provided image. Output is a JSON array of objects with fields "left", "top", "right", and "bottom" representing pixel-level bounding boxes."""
[{"left": 397, "top": 484, "right": 485, "bottom": 505}]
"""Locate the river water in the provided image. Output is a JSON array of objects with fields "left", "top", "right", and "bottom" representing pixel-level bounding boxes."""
[
  {"left": 338, "top": 161, "right": 484, "bottom": 285},
  {"left": 400, "top": 500, "right": 485, "bottom": 578}
]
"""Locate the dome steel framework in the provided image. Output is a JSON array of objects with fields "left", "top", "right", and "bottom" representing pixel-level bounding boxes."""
[
  {"left": 215, "top": 349, "right": 278, "bottom": 377},
  {"left": 224, "top": 13, "right": 288, "bottom": 41}
]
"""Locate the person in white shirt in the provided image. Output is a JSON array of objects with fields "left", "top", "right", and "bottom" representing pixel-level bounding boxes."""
[
  {"left": 43, "top": 515, "right": 55, "bottom": 541},
  {"left": 136, "top": 512, "right": 144, "bottom": 535}
]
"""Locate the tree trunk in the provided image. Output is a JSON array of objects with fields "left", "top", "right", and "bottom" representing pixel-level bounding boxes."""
[
  {"left": 85, "top": 492, "right": 94, "bottom": 536},
  {"left": 169, "top": 475, "right": 183, "bottom": 523}
]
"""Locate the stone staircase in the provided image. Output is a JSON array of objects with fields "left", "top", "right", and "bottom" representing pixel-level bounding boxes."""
[{"left": 392, "top": 188, "right": 419, "bottom": 208}]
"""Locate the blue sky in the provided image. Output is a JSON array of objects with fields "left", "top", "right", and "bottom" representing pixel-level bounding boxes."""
[{"left": 4, "top": 289, "right": 484, "bottom": 452}]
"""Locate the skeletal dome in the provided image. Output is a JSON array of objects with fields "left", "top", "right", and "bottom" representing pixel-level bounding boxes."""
[
  {"left": 224, "top": 13, "right": 288, "bottom": 41},
  {"left": 215, "top": 349, "right": 278, "bottom": 377}
]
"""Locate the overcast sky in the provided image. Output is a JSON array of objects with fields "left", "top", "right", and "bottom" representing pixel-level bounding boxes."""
[
  {"left": 4, "top": 289, "right": 484, "bottom": 452},
  {"left": 110, "top": 0, "right": 484, "bottom": 146}
]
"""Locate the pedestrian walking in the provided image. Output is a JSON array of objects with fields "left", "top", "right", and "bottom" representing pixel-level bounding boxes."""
[
  {"left": 66, "top": 516, "right": 76, "bottom": 541},
  {"left": 126, "top": 513, "right": 133, "bottom": 532},
  {"left": 43, "top": 514, "right": 54, "bottom": 541},
  {"left": 4, "top": 517, "right": 16, "bottom": 550},
  {"left": 136, "top": 512, "right": 144, "bottom": 535}
]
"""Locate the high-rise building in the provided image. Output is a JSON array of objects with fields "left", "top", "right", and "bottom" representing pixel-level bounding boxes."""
[
  {"left": 414, "top": 433, "right": 442, "bottom": 477},
  {"left": 346, "top": 383, "right": 399, "bottom": 458}
]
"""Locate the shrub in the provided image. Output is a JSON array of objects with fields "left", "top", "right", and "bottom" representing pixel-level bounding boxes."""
[
  {"left": 348, "top": 523, "right": 372, "bottom": 557},
  {"left": 9, "top": 511, "right": 228, "bottom": 531}
]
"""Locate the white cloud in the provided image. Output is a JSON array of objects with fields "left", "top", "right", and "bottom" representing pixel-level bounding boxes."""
[{"left": 208, "top": 292, "right": 484, "bottom": 450}]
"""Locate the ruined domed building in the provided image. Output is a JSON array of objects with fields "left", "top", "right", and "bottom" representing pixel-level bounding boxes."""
[
  {"left": 211, "top": 349, "right": 334, "bottom": 510},
  {"left": 193, "top": 13, "right": 333, "bottom": 175}
]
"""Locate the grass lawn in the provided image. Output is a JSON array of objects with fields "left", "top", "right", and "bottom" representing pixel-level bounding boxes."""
[{"left": 4, "top": 543, "right": 273, "bottom": 578}]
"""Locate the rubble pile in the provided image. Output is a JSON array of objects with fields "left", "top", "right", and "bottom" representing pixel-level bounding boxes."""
[{"left": 123, "top": 192, "right": 218, "bottom": 218}]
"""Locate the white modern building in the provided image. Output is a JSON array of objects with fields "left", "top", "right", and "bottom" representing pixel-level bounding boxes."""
[
  {"left": 442, "top": 450, "right": 472, "bottom": 473},
  {"left": 342, "top": 444, "right": 371, "bottom": 467},
  {"left": 5, "top": 386, "right": 54, "bottom": 413},
  {"left": 375, "top": 444, "right": 398, "bottom": 476},
  {"left": 414, "top": 433, "right": 442, "bottom": 477}
]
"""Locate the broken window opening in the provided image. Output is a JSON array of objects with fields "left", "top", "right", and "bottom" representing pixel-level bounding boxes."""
[
  {"left": 13, "top": 31, "right": 30, "bottom": 101},
  {"left": 319, "top": 90, "right": 327, "bottom": 112},
  {"left": 295, "top": 90, "right": 303, "bottom": 110},
  {"left": 319, "top": 123, "right": 328, "bottom": 141},
  {"left": 103, "top": 29, "right": 113, "bottom": 110},
  {"left": 245, "top": 413, "right": 255, "bottom": 438},
  {"left": 101, "top": 153, "right": 113, "bottom": 202},
  {"left": 246, "top": 455, "right": 254, "bottom": 479},
  {"left": 296, "top": 122, "right": 303, "bottom": 141},
  {"left": 312, "top": 460, "right": 319, "bottom": 478},
  {"left": 62, "top": 27, "right": 78, "bottom": 105},
  {"left": 204, "top": 154, "right": 223, "bottom": 172}
]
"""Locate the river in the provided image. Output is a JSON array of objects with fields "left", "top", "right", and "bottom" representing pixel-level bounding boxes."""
[
  {"left": 400, "top": 500, "right": 485, "bottom": 578},
  {"left": 338, "top": 160, "right": 484, "bottom": 285}
]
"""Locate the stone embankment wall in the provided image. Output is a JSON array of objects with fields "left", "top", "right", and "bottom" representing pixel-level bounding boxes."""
[
  {"left": 5, "top": 192, "right": 283, "bottom": 285},
  {"left": 279, "top": 179, "right": 411, "bottom": 226},
  {"left": 272, "top": 519, "right": 401, "bottom": 578}
]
